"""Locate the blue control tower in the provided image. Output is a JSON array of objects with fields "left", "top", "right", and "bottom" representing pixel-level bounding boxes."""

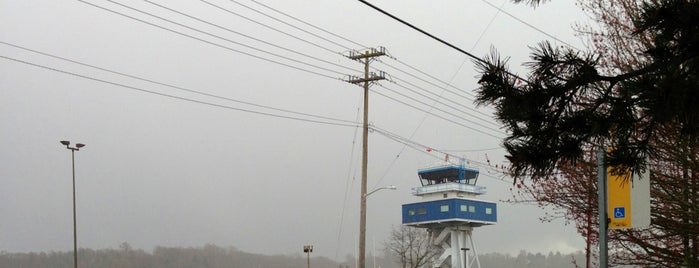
[{"left": 402, "top": 163, "right": 497, "bottom": 268}]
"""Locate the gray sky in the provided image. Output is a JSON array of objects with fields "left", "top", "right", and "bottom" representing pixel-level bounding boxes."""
[{"left": 1, "top": 0, "right": 591, "bottom": 260}]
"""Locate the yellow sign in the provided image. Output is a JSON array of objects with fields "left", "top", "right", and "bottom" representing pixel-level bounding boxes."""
[{"left": 607, "top": 167, "right": 632, "bottom": 229}]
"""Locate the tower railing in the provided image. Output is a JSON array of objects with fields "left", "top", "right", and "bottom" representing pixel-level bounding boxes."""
[{"left": 411, "top": 182, "right": 487, "bottom": 195}]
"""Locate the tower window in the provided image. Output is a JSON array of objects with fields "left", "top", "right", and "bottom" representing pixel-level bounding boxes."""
[{"left": 440, "top": 204, "right": 449, "bottom": 212}]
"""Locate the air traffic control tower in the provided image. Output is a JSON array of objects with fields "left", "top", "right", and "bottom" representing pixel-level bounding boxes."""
[{"left": 402, "top": 164, "right": 497, "bottom": 268}]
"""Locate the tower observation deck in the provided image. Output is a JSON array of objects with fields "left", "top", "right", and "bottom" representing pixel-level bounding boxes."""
[{"left": 401, "top": 164, "right": 497, "bottom": 268}]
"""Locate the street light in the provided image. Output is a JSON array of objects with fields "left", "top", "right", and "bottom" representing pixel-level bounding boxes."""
[
  {"left": 60, "top": 140, "right": 85, "bottom": 268},
  {"left": 360, "top": 185, "right": 397, "bottom": 268},
  {"left": 364, "top": 185, "right": 397, "bottom": 198},
  {"left": 303, "top": 245, "right": 313, "bottom": 268}
]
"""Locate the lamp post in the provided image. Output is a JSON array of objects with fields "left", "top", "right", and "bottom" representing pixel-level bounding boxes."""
[
  {"left": 60, "top": 140, "right": 85, "bottom": 268},
  {"left": 303, "top": 245, "right": 313, "bottom": 268},
  {"left": 360, "top": 185, "right": 397, "bottom": 268}
]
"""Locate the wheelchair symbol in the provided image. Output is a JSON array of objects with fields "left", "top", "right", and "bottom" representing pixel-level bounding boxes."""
[{"left": 614, "top": 207, "right": 626, "bottom": 219}]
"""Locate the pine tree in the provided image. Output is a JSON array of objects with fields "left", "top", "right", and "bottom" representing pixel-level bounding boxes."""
[{"left": 475, "top": 0, "right": 699, "bottom": 179}]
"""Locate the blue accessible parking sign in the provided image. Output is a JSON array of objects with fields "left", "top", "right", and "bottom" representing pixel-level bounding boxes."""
[{"left": 614, "top": 207, "right": 626, "bottom": 219}]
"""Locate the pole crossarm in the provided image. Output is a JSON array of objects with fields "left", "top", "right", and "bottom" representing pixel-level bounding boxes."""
[
  {"left": 347, "top": 71, "right": 387, "bottom": 84},
  {"left": 347, "top": 46, "right": 387, "bottom": 60}
]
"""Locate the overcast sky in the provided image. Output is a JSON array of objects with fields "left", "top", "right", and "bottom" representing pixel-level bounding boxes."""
[{"left": 1, "top": 0, "right": 592, "bottom": 261}]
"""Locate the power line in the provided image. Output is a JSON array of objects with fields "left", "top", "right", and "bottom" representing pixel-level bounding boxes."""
[
  {"left": 219, "top": 0, "right": 506, "bottom": 134},
  {"left": 102, "top": 0, "right": 346, "bottom": 75},
  {"left": 480, "top": 0, "right": 581, "bottom": 50},
  {"left": 335, "top": 94, "right": 363, "bottom": 259},
  {"left": 78, "top": 0, "right": 508, "bottom": 153},
  {"left": 370, "top": 0, "right": 508, "bottom": 189},
  {"left": 235, "top": 0, "right": 495, "bottom": 123},
  {"left": 387, "top": 71, "right": 502, "bottom": 129},
  {"left": 377, "top": 83, "right": 505, "bottom": 137},
  {"left": 199, "top": 0, "right": 347, "bottom": 55},
  {"left": 144, "top": 0, "right": 357, "bottom": 73},
  {"left": 214, "top": 0, "right": 503, "bottom": 133},
  {"left": 372, "top": 85, "right": 503, "bottom": 139},
  {"left": 210, "top": 0, "right": 511, "bottom": 187},
  {"left": 442, "top": 147, "right": 503, "bottom": 153},
  {"left": 221, "top": 0, "right": 352, "bottom": 51},
  {"left": 78, "top": 0, "right": 344, "bottom": 79},
  {"left": 383, "top": 62, "right": 473, "bottom": 105},
  {"left": 0, "top": 54, "right": 360, "bottom": 128},
  {"left": 246, "top": 0, "right": 366, "bottom": 49},
  {"left": 355, "top": 0, "right": 530, "bottom": 84},
  {"left": 0, "top": 40, "right": 357, "bottom": 126},
  {"left": 356, "top": 0, "right": 487, "bottom": 65},
  {"left": 85, "top": 1, "right": 513, "bottom": 181},
  {"left": 370, "top": 126, "right": 513, "bottom": 184}
]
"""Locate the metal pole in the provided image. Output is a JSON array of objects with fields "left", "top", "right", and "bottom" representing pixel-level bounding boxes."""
[
  {"left": 597, "top": 149, "right": 608, "bottom": 267},
  {"left": 303, "top": 245, "right": 312, "bottom": 268},
  {"left": 359, "top": 51, "right": 369, "bottom": 268},
  {"left": 461, "top": 247, "right": 469, "bottom": 268},
  {"left": 71, "top": 149, "right": 78, "bottom": 268}
]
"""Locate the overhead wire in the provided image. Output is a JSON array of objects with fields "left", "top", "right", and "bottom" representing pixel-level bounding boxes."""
[
  {"left": 245, "top": 0, "right": 503, "bottom": 114},
  {"left": 383, "top": 82, "right": 505, "bottom": 136},
  {"left": 222, "top": 0, "right": 353, "bottom": 51},
  {"left": 90, "top": 0, "right": 516, "bottom": 184},
  {"left": 201, "top": 0, "right": 504, "bottom": 134},
  {"left": 91, "top": 0, "right": 495, "bottom": 130},
  {"left": 144, "top": 0, "right": 358, "bottom": 73},
  {"left": 379, "top": 61, "right": 477, "bottom": 103},
  {"left": 370, "top": 126, "right": 513, "bottom": 184},
  {"left": 140, "top": 1, "right": 512, "bottom": 168},
  {"left": 78, "top": 0, "right": 345, "bottom": 79},
  {"left": 371, "top": 0, "right": 508, "bottom": 188},
  {"left": 199, "top": 0, "right": 348, "bottom": 55},
  {"left": 246, "top": 0, "right": 366, "bottom": 49},
  {"left": 0, "top": 41, "right": 358, "bottom": 126},
  {"left": 222, "top": 0, "right": 494, "bottom": 126},
  {"left": 0, "top": 54, "right": 360, "bottom": 128},
  {"left": 213, "top": 0, "right": 496, "bottom": 126},
  {"left": 103, "top": 0, "right": 348, "bottom": 75},
  {"left": 81, "top": 0, "right": 512, "bottom": 201},
  {"left": 124, "top": 0, "right": 520, "bottom": 253},
  {"left": 335, "top": 94, "right": 363, "bottom": 259},
  {"left": 372, "top": 84, "right": 503, "bottom": 139},
  {"left": 479, "top": 0, "right": 581, "bottom": 50},
  {"left": 182, "top": 0, "right": 504, "bottom": 136},
  {"left": 355, "top": 0, "right": 531, "bottom": 84},
  {"left": 387, "top": 74, "right": 502, "bottom": 129}
]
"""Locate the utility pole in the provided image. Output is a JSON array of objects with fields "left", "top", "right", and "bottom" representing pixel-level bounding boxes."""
[{"left": 347, "top": 47, "right": 387, "bottom": 268}]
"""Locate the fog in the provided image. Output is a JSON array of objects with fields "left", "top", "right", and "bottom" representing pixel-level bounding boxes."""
[{"left": 1, "top": 0, "right": 589, "bottom": 260}]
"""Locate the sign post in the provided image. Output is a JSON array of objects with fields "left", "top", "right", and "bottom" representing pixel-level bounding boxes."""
[{"left": 597, "top": 150, "right": 608, "bottom": 267}]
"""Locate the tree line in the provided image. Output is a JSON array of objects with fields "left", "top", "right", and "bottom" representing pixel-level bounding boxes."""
[{"left": 1, "top": 242, "right": 591, "bottom": 268}]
